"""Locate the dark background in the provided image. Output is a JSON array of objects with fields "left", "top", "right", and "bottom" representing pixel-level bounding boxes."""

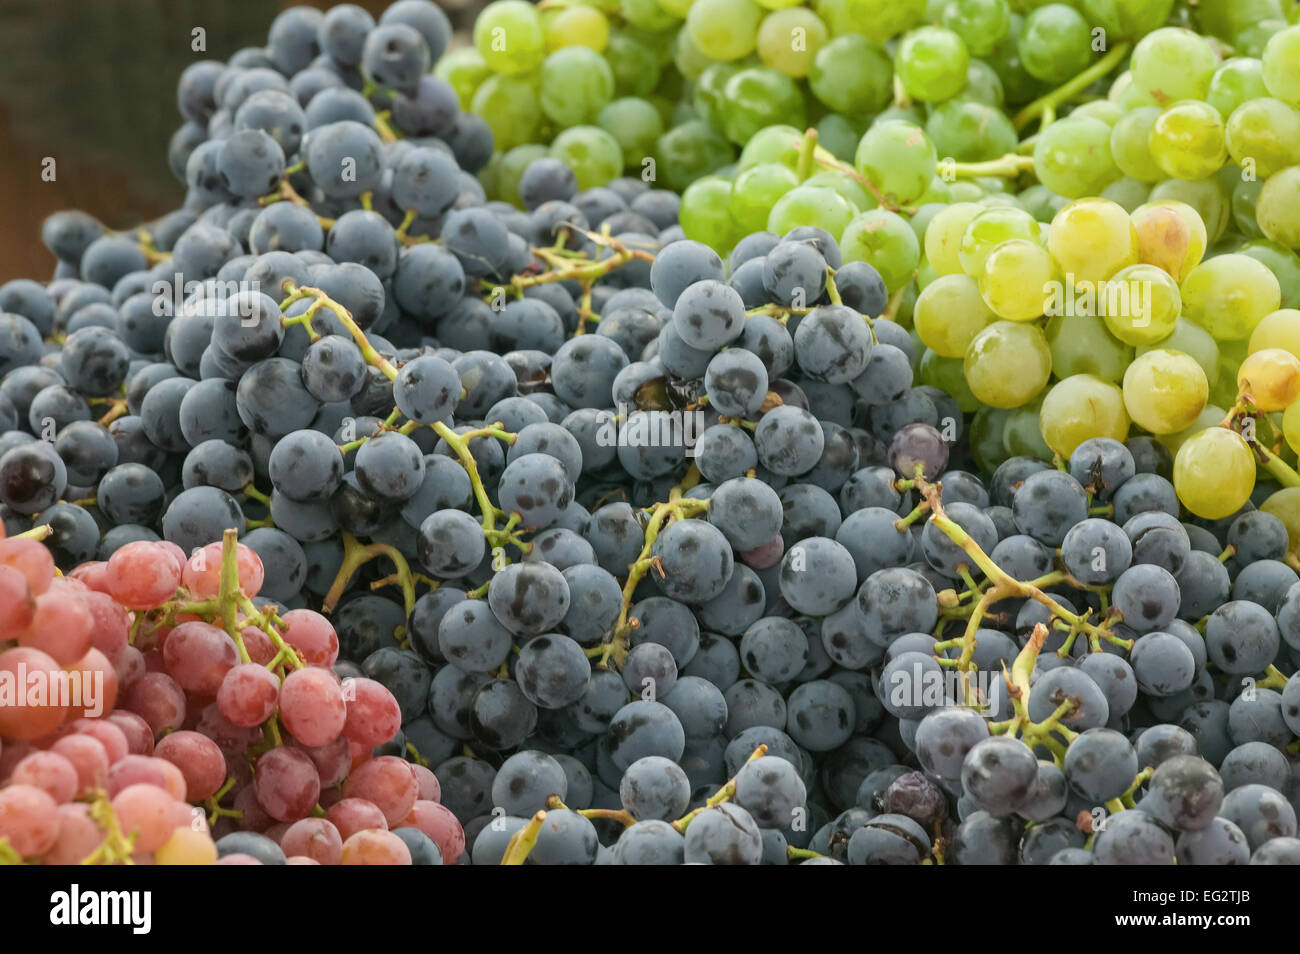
[{"left": 0, "top": 0, "right": 472, "bottom": 283}]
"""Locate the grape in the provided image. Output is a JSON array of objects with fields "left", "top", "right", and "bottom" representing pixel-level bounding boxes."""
[
  {"left": 854, "top": 122, "right": 937, "bottom": 207},
  {"left": 963, "top": 321, "right": 1052, "bottom": 409},
  {"left": 1174, "top": 427, "right": 1254, "bottom": 519},
  {"left": 1121, "top": 349, "right": 1208, "bottom": 434}
]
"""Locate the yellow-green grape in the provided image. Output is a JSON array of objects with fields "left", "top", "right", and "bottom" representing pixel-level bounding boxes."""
[
  {"left": 1160, "top": 405, "right": 1226, "bottom": 458},
  {"left": 550, "top": 126, "right": 624, "bottom": 190},
  {"left": 1174, "top": 427, "right": 1255, "bottom": 519},
  {"left": 1032, "top": 117, "right": 1121, "bottom": 199},
  {"left": 963, "top": 321, "right": 1053, "bottom": 408},
  {"left": 1207, "top": 57, "right": 1271, "bottom": 118},
  {"left": 840, "top": 208, "right": 922, "bottom": 292},
  {"left": 1237, "top": 348, "right": 1300, "bottom": 410},
  {"left": 1137, "top": 318, "right": 1220, "bottom": 388},
  {"left": 1130, "top": 26, "right": 1218, "bottom": 104},
  {"left": 1003, "top": 398, "right": 1053, "bottom": 460},
  {"left": 674, "top": 26, "right": 714, "bottom": 81},
  {"left": 1112, "top": 71, "right": 1161, "bottom": 110},
  {"left": 842, "top": 0, "right": 928, "bottom": 45},
  {"left": 894, "top": 26, "right": 970, "bottom": 102},
  {"left": 816, "top": 113, "right": 869, "bottom": 163},
  {"left": 680, "top": 176, "right": 742, "bottom": 254},
  {"left": 1258, "top": 167, "right": 1300, "bottom": 249},
  {"left": 919, "top": 349, "right": 981, "bottom": 412},
  {"left": 544, "top": 4, "right": 611, "bottom": 50},
  {"left": 1262, "top": 24, "right": 1300, "bottom": 106},
  {"left": 539, "top": 48, "right": 615, "bottom": 127},
  {"left": 687, "top": 0, "right": 763, "bottom": 60},
  {"left": 474, "top": 0, "right": 547, "bottom": 75},
  {"left": 1101, "top": 263, "right": 1181, "bottom": 345},
  {"left": 769, "top": 185, "right": 858, "bottom": 239},
  {"left": 620, "top": 0, "right": 681, "bottom": 31},
  {"left": 435, "top": 48, "right": 492, "bottom": 110},
  {"left": 659, "top": 0, "right": 696, "bottom": 15},
  {"left": 1047, "top": 198, "right": 1139, "bottom": 283},
  {"left": 1122, "top": 348, "right": 1209, "bottom": 433},
  {"left": 729, "top": 162, "right": 799, "bottom": 233},
  {"left": 956, "top": 207, "right": 1039, "bottom": 279},
  {"left": 738, "top": 124, "right": 802, "bottom": 170},
  {"left": 1039, "top": 374, "right": 1130, "bottom": 457},
  {"left": 1071, "top": 100, "right": 1124, "bottom": 126},
  {"left": 1225, "top": 98, "right": 1300, "bottom": 178},
  {"left": 472, "top": 74, "right": 542, "bottom": 152},
  {"left": 1146, "top": 179, "right": 1231, "bottom": 244},
  {"left": 1212, "top": 337, "right": 1251, "bottom": 407},
  {"left": 803, "top": 170, "right": 873, "bottom": 213},
  {"left": 596, "top": 97, "right": 664, "bottom": 168},
  {"left": 1262, "top": 486, "right": 1300, "bottom": 549},
  {"left": 756, "top": 8, "right": 828, "bottom": 77},
  {"left": 1130, "top": 200, "right": 1207, "bottom": 280},
  {"left": 924, "top": 202, "right": 983, "bottom": 275},
  {"left": 808, "top": 34, "right": 894, "bottom": 115},
  {"left": 979, "top": 238, "right": 1055, "bottom": 321},
  {"left": 1109, "top": 106, "right": 1164, "bottom": 183},
  {"left": 854, "top": 121, "right": 938, "bottom": 207},
  {"left": 913, "top": 274, "right": 996, "bottom": 356},
  {"left": 1147, "top": 100, "right": 1228, "bottom": 181},
  {"left": 1284, "top": 399, "right": 1300, "bottom": 454},
  {"left": 1046, "top": 313, "right": 1134, "bottom": 382},
  {"left": 1181, "top": 253, "right": 1283, "bottom": 340},
  {"left": 1249, "top": 308, "right": 1300, "bottom": 357}
]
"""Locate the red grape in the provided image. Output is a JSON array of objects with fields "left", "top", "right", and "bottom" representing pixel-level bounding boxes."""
[
  {"left": 112, "top": 783, "right": 182, "bottom": 852},
  {"left": 325, "top": 797, "right": 387, "bottom": 841},
  {"left": 340, "top": 828, "right": 412, "bottom": 865},
  {"left": 44, "top": 802, "right": 104, "bottom": 864},
  {"left": 10, "top": 751, "right": 79, "bottom": 803},
  {"left": 122, "top": 671, "right": 186, "bottom": 736},
  {"left": 280, "top": 817, "right": 343, "bottom": 865},
  {"left": 217, "top": 663, "right": 281, "bottom": 728},
  {"left": 0, "top": 784, "right": 61, "bottom": 857},
  {"left": 0, "top": 565, "right": 35, "bottom": 632},
  {"left": 341, "top": 677, "right": 401, "bottom": 747},
  {"left": 162, "top": 621, "right": 239, "bottom": 694},
  {"left": 81, "top": 590, "right": 130, "bottom": 660},
  {"left": 253, "top": 747, "right": 321, "bottom": 822},
  {"left": 182, "top": 542, "right": 264, "bottom": 598},
  {"left": 280, "top": 667, "right": 346, "bottom": 747},
  {"left": 155, "top": 730, "right": 227, "bottom": 801},
  {"left": 68, "top": 719, "right": 129, "bottom": 764},
  {"left": 19, "top": 586, "right": 93, "bottom": 665},
  {"left": 105, "top": 541, "right": 182, "bottom": 609},
  {"left": 402, "top": 800, "right": 465, "bottom": 865},
  {"left": 279, "top": 609, "right": 339, "bottom": 667},
  {"left": 63, "top": 647, "right": 119, "bottom": 720},
  {"left": 411, "top": 763, "right": 441, "bottom": 802},
  {"left": 0, "top": 647, "right": 69, "bottom": 740},
  {"left": 0, "top": 538, "right": 54, "bottom": 594},
  {"left": 104, "top": 710, "right": 154, "bottom": 756},
  {"left": 343, "top": 756, "right": 419, "bottom": 827},
  {"left": 50, "top": 734, "right": 110, "bottom": 797}
]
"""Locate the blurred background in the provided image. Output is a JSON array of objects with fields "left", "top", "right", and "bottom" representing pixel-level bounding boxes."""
[{"left": 0, "top": 0, "right": 472, "bottom": 282}]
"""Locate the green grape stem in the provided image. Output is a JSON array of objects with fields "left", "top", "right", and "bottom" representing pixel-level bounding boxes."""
[
  {"left": 671, "top": 744, "right": 768, "bottom": 834},
  {"left": 1012, "top": 42, "right": 1132, "bottom": 132}
]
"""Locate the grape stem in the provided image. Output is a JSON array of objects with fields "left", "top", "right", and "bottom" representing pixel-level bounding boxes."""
[
  {"left": 321, "top": 532, "right": 418, "bottom": 617},
  {"left": 500, "top": 811, "right": 547, "bottom": 865},
  {"left": 670, "top": 744, "right": 767, "bottom": 834},
  {"left": 1012, "top": 41, "right": 1132, "bottom": 132},
  {"left": 81, "top": 791, "right": 138, "bottom": 865},
  {"left": 795, "top": 127, "right": 819, "bottom": 182}
]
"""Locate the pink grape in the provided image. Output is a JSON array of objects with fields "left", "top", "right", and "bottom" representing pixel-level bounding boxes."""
[
  {"left": 105, "top": 541, "right": 182, "bottom": 609},
  {"left": 341, "top": 677, "right": 402, "bottom": 747},
  {"left": 340, "top": 829, "right": 412, "bottom": 865},
  {"left": 10, "top": 751, "right": 79, "bottom": 803},
  {"left": 44, "top": 802, "right": 104, "bottom": 864},
  {"left": 325, "top": 798, "right": 388, "bottom": 841},
  {"left": 343, "top": 756, "right": 419, "bottom": 827},
  {"left": 279, "top": 609, "right": 339, "bottom": 667},
  {"left": 162, "top": 621, "right": 239, "bottom": 694},
  {"left": 50, "top": 734, "right": 110, "bottom": 797},
  {"left": 0, "top": 784, "right": 62, "bottom": 857},
  {"left": 280, "top": 817, "right": 344, "bottom": 865},
  {"left": 155, "top": 730, "right": 227, "bottom": 801},
  {"left": 253, "top": 747, "right": 321, "bottom": 822},
  {"left": 122, "top": 671, "right": 186, "bottom": 736},
  {"left": 217, "top": 663, "right": 281, "bottom": 727},
  {"left": 280, "top": 667, "right": 347, "bottom": 746},
  {"left": 401, "top": 800, "right": 465, "bottom": 865}
]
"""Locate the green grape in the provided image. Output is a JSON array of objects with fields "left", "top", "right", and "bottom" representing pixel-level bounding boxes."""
[
  {"left": 1147, "top": 100, "right": 1228, "bottom": 181},
  {"left": 545, "top": 4, "right": 611, "bottom": 50},
  {"left": 1212, "top": 337, "right": 1250, "bottom": 407},
  {"left": 473, "top": 74, "right": 543, "bottom": 152},
  {"left": 947, "top": 181, "right": 984, "bottom": 202},
  {"left": 1130, "top": 27, "right": 1218, "bottom": 104},
  {"left": 1162, "top": 406, "right": 1230, "bottom": 460},
  {"left": 985, "top": 16, "right": 1044, "bottom": 105},
  {"left": 597, "top": 98, "right": 665, "bottom": 170},
  {"left": 673, "top": 25, "right": 713, "bottom": 80},
  {"left": 916, "top": 259, "right": 939, "bottom": 289},
  {"left": 926, "top": 99, "right": 1018, "bottom": 162},
  {"left": 1100, "top": 177, "right": 1152, "bottom": 213},
  {"left": 1039, "top": 374, "right": 1130, "bottom": 457},
  {"left": 1240, "top": 239, "right": 1300, "bottom": 310},
  {"left": 475, "top": 0, "right": 547, "bottom": 74},
  {"left": 729, "top": 162, "right": 800, "bottom": 233},
  {"left": 681, "top": 176, "right": 742, "bottom": 253},
  {"left": 1117, "top": 77, "right": 1162, "bottom": 110},
  {"left": 756, "top": 8, "right": 829, "bottom": 76},
  {"left": 738, "top": 124, "right": 802, "bottom": 170},
  {"left": 1174, "top": 427, "right": 1254, "bottom": 519},
  {"left": 694, "top": 63, "right": 742, "bottom": 130},
  {"left": 492, "top": 144, "right": 549, "bottom": 207},
  {"left": 539, "top": 48, "right": 615, "bottom": 126},
  {"left": 1262, "top": 24, "right": 1300, "bottom": 106},
  {"left": 977, "top": 194, "right": 1024, "bottom": 211},
  {"left": 621, "top": 0, "right": 681, "bottom": 30},
  {"left": 910, "top": 203, "right": 948, "bottom": 244},
  {"left": 768, "top": 185, "right": 857, "bottom": 237},
  {"left": 964, "top": 321, "right": 1053, "bottom": 408},
  {"left": 841, "top": 209, "right": 921, "bottom": 292},
  {"left": 808, "top": 35, "right": 893, "bottom": 114},
  {"left": 957, "top": 207, "right": 1039, "bottom": 279},
  {"left": 1080, "top": 0, "right": 1173, "bottom": 40},
  {"left": 913, "top": 273, "right": 996, "bottom": 356},
  {"left": 1070, "top": 101, "right": 1124, "bottom": 126},
  {"left": 1045, "top": 313, "right": 1132, "bottom": 382},
  {"left": 917, "top": 178, "right": 954, "bottom": 205},
  {"left": 1232, "top": 177, "right": 1266, "bottom": 239},
  {"left": 1032, "top": 117, "right": 1121, "bottom": 199},
  {"left": 980, "top": 238, "right": 1056, "bottom": 321},
  {"left": 893, "top": 282, "right": 919, "bottom": 328},
  {"left": 876, "top": 105, "right": 926, "bottom": 127},
  {"left": 1109, "top": 106, "right": 1164, "bottom": 183},
  {"left": 1018, "top": 185, "right": 1070, "bottom": 222},
  {"left": 1017, "top": 4, "right": 1092, "bottom": 84},
  {"left": 895, "top": 27, "right": 971, "bottom": 102},
  {"left": 1101, "top": 263, "right": 1181, "bottom": 345},
  {"left": 1003, "top": 399, "right": 1054, "bottom": 460},
  {"left": 1138, "top": 318, "right": 1219, "bottom": 387},
  {"left": 842, "top": 0, "right": 927, "bottom": 44},
  {"left": 940, "top": 0, "right": 1011, "bottom": 56},
  {"left": 655, "top": 119, "right": 735, "bottom": 191},
  {"left": 919, "top": 349, "right": 982, "bottom": 412},
  {"left": 1207, "top": 58, "right": 1271, "bottom": 119},
  {"left": 1258, "top": 167, "right": 1300, "bottom": 249},
  {"left": 435, "top": 48, "right": 492, "bottom": 111},
  {"left": 812, "top": 0, "right": 853, "bottom": 34},
  {"left": 969, "top": 405, "right": 1014, "bottom": 472},
  {"left": 964, "top": 59, "right": 1006, "bottom": 107},
  {"left": 1181, "top": 253, "right": 1283, "bottom": 341},
  {"left": 815, "top": 114, "right": 868, "bottom": 163},
  {"left": 687, "top": 0, "right": 762, "bottom": 60},
  {"left": 854, "top": 122, "right": 937, "bottom": 206},
  {"left": 1250, "top": 308, "right": 1300, "bottom": 357},
  {"left": 1047, "top": 197, "right": 1138, "bottom": 283},
  {"left": 1199, "top": 0, "right": 1284, "bottom": 42},
  {"left": 551, "top": 126, "right": 624, "bottom": 190},
  {"left": 605, "top": 29, "right": 662, "bottom": 96},
  {"left": 803, "top": 170, "right": 873, "bottom": 212},
  {"left": 720, "top": 67, "right": 806, "bottom": 145},
  {"left": 1122, "top": 349, "right": 1209, "bottom": 434},
  {"left": 925, "top": 202, "right": 983, "bottom": 275}
]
